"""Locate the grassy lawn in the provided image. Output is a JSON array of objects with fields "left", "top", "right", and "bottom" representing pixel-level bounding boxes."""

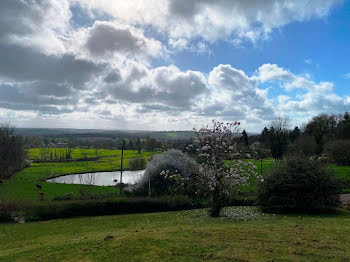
[
  {"left": 0, "top": 150, "right": 159, "bottom": 201},
  {"left": 1, "top": 206, "right": 350, "bottom": 261}
]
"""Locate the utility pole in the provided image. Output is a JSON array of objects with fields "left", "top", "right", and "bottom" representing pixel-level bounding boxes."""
[{"left": 120, "top": 139, "right": 126, "bottom": 195}]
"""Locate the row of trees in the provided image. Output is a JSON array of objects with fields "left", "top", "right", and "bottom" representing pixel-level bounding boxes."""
[{"left": 259, "top": 112, "right": 350, "bottom": 164}]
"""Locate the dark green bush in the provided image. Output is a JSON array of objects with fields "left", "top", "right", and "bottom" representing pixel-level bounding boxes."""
[
  {"left": 128, "top": 157, "right": 147, "bottom": 170},
  {"left": 325, "top": 140, "right": 350, "bottom": 165},
  {"left": 257, "top": 157, "right": 341, "bottom": 213},
  {"left": 24, "top": 196, "right": 206, "bottom": 221}
]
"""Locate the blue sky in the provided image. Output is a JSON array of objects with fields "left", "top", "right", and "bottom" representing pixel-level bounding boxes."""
[{"left": 0, "top": 0, "right": 349, "bottom": 131}]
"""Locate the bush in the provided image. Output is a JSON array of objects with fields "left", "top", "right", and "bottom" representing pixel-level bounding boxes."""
[
  {"left": 137, "top": 149, "right": 199, "bottom": 196},
  {"left": 325, "top": 140, "right": 350, "bottom": 165},
  {"left": 257, "top": 157, "right": 341, "bottom": 213},
  {"left": 24, "top": 197, "right": 206, "bottom": 221},
  {"left": 0, "top": 198, "right": 24, "bottom": 223},
  {"left": 129, "top": 157, "right": 147, "bottom": 170}
]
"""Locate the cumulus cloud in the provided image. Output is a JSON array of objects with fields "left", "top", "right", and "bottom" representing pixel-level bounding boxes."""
[
  {"left": 83, "top": 21, "right": 164, "bottom": 59},
  {"left": 105, "top": 63, "right": 208, "bottom": 109},
  {"left": 256, "top": 64, "right": 350, "bottom": 121},
  {"left": 73, "top": 0, "right": 342, "bottom": 45},
  {"left": 0, "top": 0, "right": 348, "bottom": 131}
]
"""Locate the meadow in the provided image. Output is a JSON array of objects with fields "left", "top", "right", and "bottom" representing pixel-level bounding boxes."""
[
  {"left": 1, "top": 154, "right": 350, "bottom": 201},
  {"left": 26, "top": 148, "right": 150, "bottom": 161},
  {"left": 0, "top": 149, "right": 160, "bottom": 201},
  {"left": 1, "top": 207, "right": 350, "bottom": 261}
]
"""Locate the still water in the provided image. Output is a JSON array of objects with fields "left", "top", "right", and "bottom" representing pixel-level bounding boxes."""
[{"left": 47, "top": 170, "right": 145, "bottom": 186}]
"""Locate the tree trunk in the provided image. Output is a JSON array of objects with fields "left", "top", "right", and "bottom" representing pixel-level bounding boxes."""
[{"left": 210, "top": 189, "right": 222, "bottom": 217}]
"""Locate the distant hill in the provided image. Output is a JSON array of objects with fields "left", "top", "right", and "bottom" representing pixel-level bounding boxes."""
[{"left": 16, "top": 128, "right": 196, "bottom": 141}]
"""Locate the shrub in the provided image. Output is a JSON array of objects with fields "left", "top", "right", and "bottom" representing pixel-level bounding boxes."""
[
  {"left": 129, "top": 157, "right": 147, "bottom": 170},
  {"left": 137, "top": 149, "right": 199, "bottom": 196},
  {"left": 0, "top": 198, "right": 24, "bottom": 223},
  {"left": 257, "top": 157, "right": 341, "bottom": 213},
  {"left": 325, "top": 140, "right": 350, "bottom": 165},
  {"left": 24, "top": 197, "right": 206, "bottom": 221}
]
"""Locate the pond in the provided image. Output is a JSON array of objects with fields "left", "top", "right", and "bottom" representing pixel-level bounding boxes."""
[{"left": 46, "top": 170, "right": 145, "bottom": 187}]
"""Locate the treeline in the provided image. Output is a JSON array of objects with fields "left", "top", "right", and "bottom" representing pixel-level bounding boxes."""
[{"left": 257, "top": 112, "right": 350, "bottom": 164}]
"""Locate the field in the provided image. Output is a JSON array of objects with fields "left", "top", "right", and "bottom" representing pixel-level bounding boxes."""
[
  {"left": 26, "top": 148, "right": 149, "bottom": 161},
  {"left": 0, "top": 150, "right": 160, "bottom": 201},
  {"left": 1, "top": 207, "right": 350, "bottom": 261},
  {"left": 1, "top": 155, "right": 350, "bottom": 201}
]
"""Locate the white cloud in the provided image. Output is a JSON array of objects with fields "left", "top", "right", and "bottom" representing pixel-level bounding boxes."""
[
  {"left": 83, "top": 21, "right": 164, "bottom": 59},
  {"left": 343, "top": 73, "right": 350, "bottom": 79},
  {"left": 304, "top": 58, "right": 313, "bottom": 64},
  {"left": 0, "top": 0, "right": 348, "bottom": 132},
  {"left": 73, "top": 0, "right": 342, "bottom": 46}
]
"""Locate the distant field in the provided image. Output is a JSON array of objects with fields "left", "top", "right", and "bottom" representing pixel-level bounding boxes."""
[
  {"left": 1, "top": 207, "right": 350, "bottom": 261},
  {"left": 0, "top": 150, "right": 160, "bottom": 201},
  {"left": 26, "top": 148, "right": 147, "bottom": 161}
]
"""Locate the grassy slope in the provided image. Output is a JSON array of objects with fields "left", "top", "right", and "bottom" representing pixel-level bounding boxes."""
[
  {"left": 0, "top": 150, "right": 159, "bottom": 201},
  {"left": 1, "top": 207, "right": 350, "bottom": 261}
]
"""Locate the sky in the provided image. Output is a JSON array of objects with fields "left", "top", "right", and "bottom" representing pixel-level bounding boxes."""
[{"left": 0, "top": 0, "right": 349, "bottom": 132}]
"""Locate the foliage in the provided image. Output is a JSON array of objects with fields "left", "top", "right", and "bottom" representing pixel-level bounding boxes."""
[
  {"left": 336, "top": 112, "right": 350, "bottom": 139},
  {"left": 289, "top": 126, "right": 301, "bottom": 143},
  {"left": 257, "top": 156, "right": 341, "bottom": 213},
  {"left": 263, "top": 118, "right": 289, "bottom": 161},
  {"left": 189, "top": 120, "right": 258, "bottom": 217},
  {"left": 241, "top": 129, "right": 249, "bottom": 147},
  {"left": 0, "top": 123, "right": 27, "bottom": 179},
  {"left": 24, "top": 196, "right": 205, "bottom": 222},
  {"left": 138, "top": 149, "right": 199, "bottom": 196},
  {"left": 304, "top": 113, "right": 338, "bottom": 154},
  {"left": 286, "top": 134, "right": 317, "bottom": 157},
  {"left": 128, "top": 157, "right": 147, "bottom": 170},
  {"left": 326, "top": 139, "right": 350, "bottom": 166},
  {"left": 143, "top": 136, "right": 162, "bottom": 151}
]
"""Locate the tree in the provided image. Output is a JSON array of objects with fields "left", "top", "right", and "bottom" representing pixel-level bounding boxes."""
[
  {"left": 241, "top": 130, "right": 248, "bottom": 147},
  {"left": 188, "top": 120, "right": 258, "bottom": 217},
  {"left": 266, "top": 118, "right": 289, "bottom": 161},
  {"left": 336, "top": 112, "right": 350, "bottom": 139},
  {"left": 304, "top": 114, "right": 338, "bottom": 155},
  {"left": 0, "top": 123, "right": 27, "bottom": 179},
  {"left": 287, "top": 134, "right": 316, "bottom": 157},
  {"left": 143, "top": 137, "right": 161, "bottom": 151},
  {"left": 136, "top": 138, "right": 142, "bottom": 154},
  {"left": 289, "top": 126, "right": 301, "bottom": 143}
]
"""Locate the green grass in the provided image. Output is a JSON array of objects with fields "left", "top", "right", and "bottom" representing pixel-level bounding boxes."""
[
  {"left": 27, "top": 148, "right": 149, "bottom": 161},
  {"left": 1, "top": 206, "right": 350, "bottom": 261},
  {"left": 0, "top": 150, "right": 159, "bottom": 201}
]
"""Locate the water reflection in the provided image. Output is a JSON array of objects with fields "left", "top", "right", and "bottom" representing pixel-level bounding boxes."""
[{"left": 47, "top": 170, "right": 145, "bottom": 186}]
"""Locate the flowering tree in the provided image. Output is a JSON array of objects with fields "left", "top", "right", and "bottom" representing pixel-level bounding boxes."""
[{"left": 187, "top": 120, "right": 259, "bottom": 217}]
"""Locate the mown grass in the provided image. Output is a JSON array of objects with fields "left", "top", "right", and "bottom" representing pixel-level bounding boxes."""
[
  {"left": 1, "top": 206, "right": 350, "bottom": 261},
  {"left": 0, "top": 150, "right": 159, "bottom": 201}
]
